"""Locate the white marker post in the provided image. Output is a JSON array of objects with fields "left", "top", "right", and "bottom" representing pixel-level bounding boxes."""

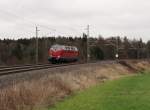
[{"left": 115, "top": 53, "right": 119, "bottom": 62}]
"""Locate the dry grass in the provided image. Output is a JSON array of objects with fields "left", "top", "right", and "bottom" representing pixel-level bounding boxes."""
[
  {"left": 0, "top": 77, "right": 72, "bottom": 110},
  {"left": 0, "top": 60, "right": 150, "bottom": 110}
]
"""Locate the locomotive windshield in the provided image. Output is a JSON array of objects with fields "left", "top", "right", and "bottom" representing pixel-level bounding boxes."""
[{"left": 50, "top": 44, "right": 63, "bottom": 51}]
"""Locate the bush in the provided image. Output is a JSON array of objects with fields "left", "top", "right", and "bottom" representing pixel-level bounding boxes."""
[{"left": 90, "top": 46, "right": 104, "bottom": 60}]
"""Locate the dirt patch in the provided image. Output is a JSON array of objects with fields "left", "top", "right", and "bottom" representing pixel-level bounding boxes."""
[{"left": 118, "top": 60, "right": 138, "bottom": 72}]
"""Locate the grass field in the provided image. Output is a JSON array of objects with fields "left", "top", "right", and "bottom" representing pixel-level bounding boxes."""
[{"left": 49, "top": 71, "right": 150, "bottom": 110}]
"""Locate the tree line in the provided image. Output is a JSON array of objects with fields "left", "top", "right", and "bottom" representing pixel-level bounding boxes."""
[{"left": 0, "top": 34, "right": 150, "bottom": 65}]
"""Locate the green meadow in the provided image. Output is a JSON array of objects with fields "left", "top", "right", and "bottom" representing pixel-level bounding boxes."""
[{"left": 49, "top": 71, "right": 150, "bottom": 110}]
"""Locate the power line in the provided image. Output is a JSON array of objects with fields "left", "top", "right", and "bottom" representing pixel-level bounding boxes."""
[
  {"left": 0, "top": 9, "right": 57, "bottom": 34},
  {"left": 0, "top": 9, "right": 84, "bottom": 38}
]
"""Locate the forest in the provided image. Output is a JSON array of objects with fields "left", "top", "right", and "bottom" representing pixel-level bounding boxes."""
[{"left": 0, "top": 33, "right": 150, "bottom": 65}]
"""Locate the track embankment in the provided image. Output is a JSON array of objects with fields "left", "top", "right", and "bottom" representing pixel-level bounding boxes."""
[{"left": 0, "top": 60, "right": 150, "bottom": 110}]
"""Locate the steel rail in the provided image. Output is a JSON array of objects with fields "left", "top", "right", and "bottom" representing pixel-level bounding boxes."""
[
  {"left": 0, "top": 64, "right": 53, "bottom": 72},
  {"left": 0, "top": 63, "right": 50, "bottom": 69},
  {"left": 0, "top": 63, "right": 84, "bottom": 76}
]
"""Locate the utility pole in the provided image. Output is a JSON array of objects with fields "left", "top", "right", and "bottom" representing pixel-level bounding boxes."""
[
  {"left": 137, "top": 39, "right": 141, "bottom": 59},
  {"left": 36, "top": 26, "right": 40, "bottom": 64},
  {"left": 86, "top": 25, "right": 90, "bottom": 63},
  {"left": 45, "top": 36, "right": 48, "bottom": 60}
]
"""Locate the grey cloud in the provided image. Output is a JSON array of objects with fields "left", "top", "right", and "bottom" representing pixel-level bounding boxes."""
[{"left": 0, "top": 0, "right": 150, "bottom": 41}]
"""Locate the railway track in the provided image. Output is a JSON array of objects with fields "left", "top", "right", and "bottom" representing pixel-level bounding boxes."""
[
  {"left": 0, "top": 63, "right": 83, "bottom": 77},
  {"left": 0, "top": 59, "right": 141, "bottom": 77}
]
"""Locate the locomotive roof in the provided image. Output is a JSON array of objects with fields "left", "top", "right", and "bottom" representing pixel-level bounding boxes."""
[
  {"left": 51, "top": 44, "right": 78, "bottom": 51},
  {"left": 51, "top": 44, "right": 76, "bottom": 48}
]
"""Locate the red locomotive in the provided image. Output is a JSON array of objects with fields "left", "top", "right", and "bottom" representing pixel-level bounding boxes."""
[{"left": 48, "top": 44, "right": 79, "bottom": 63}]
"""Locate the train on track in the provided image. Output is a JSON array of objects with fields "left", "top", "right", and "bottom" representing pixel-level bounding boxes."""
[{"left": 48, "top": 44, "right": 79, "bottom": 63}]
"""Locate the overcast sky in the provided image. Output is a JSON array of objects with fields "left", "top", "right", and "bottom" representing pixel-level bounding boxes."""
[{"left": 0, "top": 0, "right": 150, "bottom": 41}]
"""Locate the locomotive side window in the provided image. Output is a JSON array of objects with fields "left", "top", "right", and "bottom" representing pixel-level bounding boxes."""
[
  {"left": 75, "top": 47, "right": 78, "bottom": 51},
  {"left": 67, "top": 47, "right": 69, "bottom": 50},
  {"left": 66, "top": 47, "right": 70, "bottom": 51},
  {"left": 69, "top": 47, "right": 71, "bottom": 51},
  {"left": 71, "top": 47, "right": 74, "bottom": 50}
]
